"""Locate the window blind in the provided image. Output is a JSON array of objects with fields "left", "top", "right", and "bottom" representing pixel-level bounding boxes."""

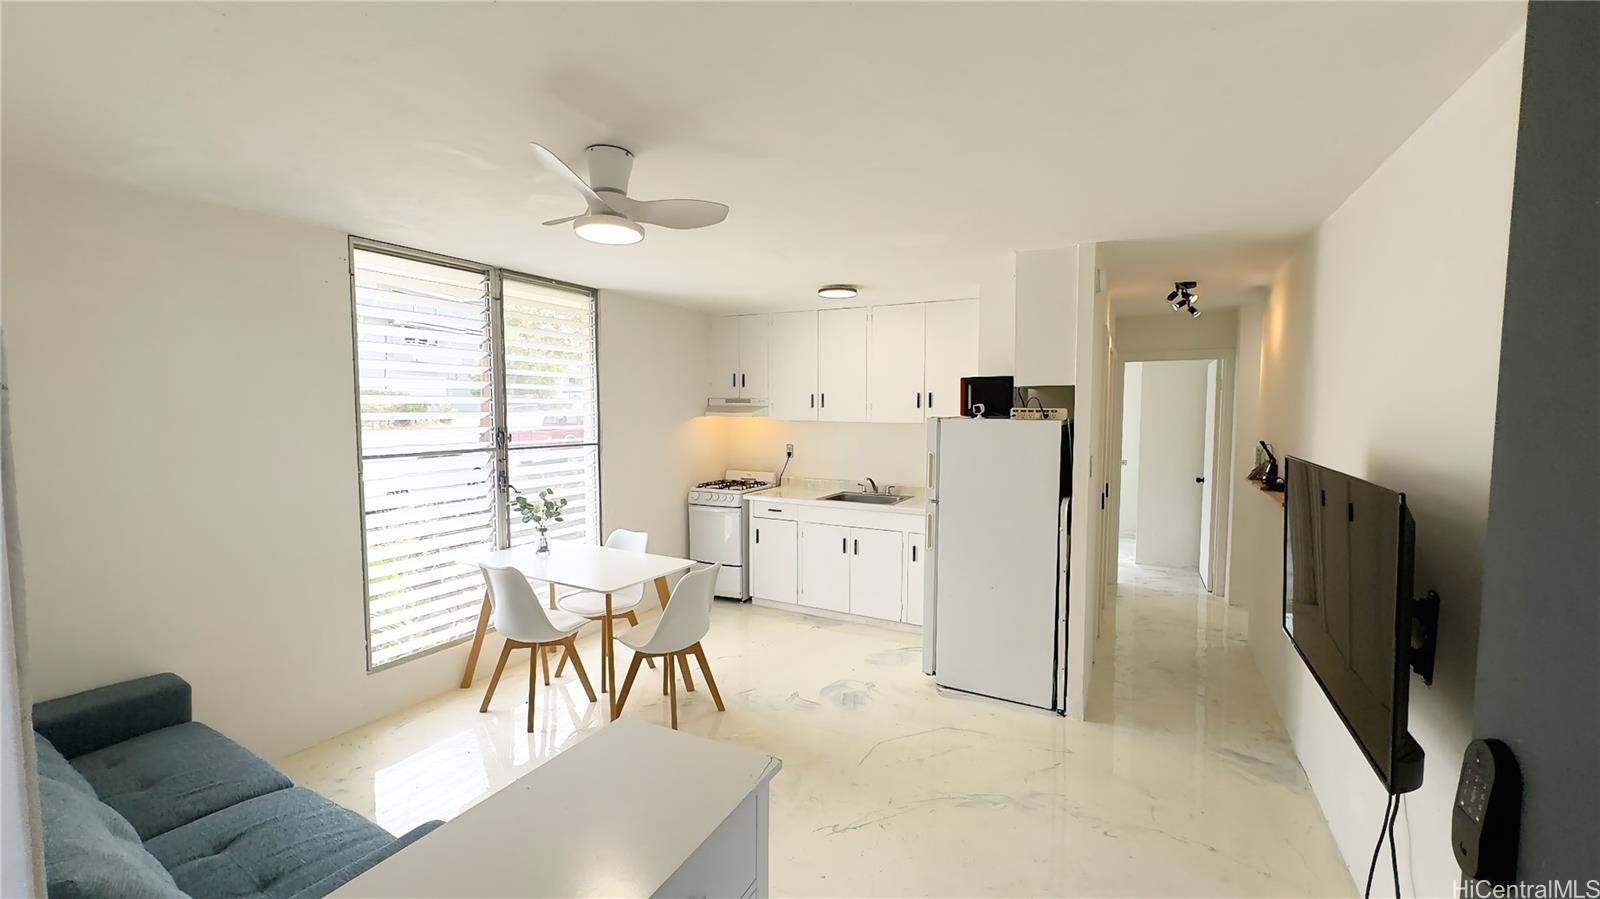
[{"left": 351, "top": 244, "right": 599, "bottom": 670}]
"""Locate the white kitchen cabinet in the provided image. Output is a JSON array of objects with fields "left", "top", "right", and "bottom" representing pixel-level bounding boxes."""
[
  {"left": 767, "top": 311, "right": 818, "bottom": 420},
  {"left": 924, "top": 299, "right": 978, "bottom": 418},
  {"left": 848, "top": 528, "right": 904, "bottom": 621},
  {"left": 798, "top": 522, "right": 851, "bottom": 613},
  {"left": 867, "top": 303, "right": 926, "bottom": 423},
  {"left": 708, "top": 314, "right": 769, "bottom": 399},
  {"left": 749, "top": 517, "right": 798, "bottom": 604},
  {"left": 817, "top": 308, "right": 868, "bottom": 421},
  {"left": 904, "top": 531, "right": 926, "bottom": 625},
  {"left": 738, "top": 314, "right": 769, "bottom": 400}
]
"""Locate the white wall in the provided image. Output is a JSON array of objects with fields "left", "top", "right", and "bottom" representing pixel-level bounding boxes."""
[
  {"left": 1013, "top": 248, "right": 1078, "bottom": 386},
  {"left": 2, "top": 165, "right": 712, "bottom": 759},
  {"left": 1113, "top": 307, "right": 1239, "bottom": 355},
  {"left": 1117, "top": 363, "right": 1143, "bottom": 535},
  {"left": 1133, "top": 360, "right": 1209, "bottom": 568},
  {"left": 1231, "top": 32, "right": 1523, "bottom": 896},
  {"left": 724, "top": 420, "right": 924, "bottom": 488},
  {"left": 599, "top": 292, "right": 725, "bottom": 556}
]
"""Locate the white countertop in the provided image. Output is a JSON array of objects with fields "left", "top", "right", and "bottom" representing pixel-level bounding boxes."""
[
  {"left": 333, "top": 718, "right": 782, "bottom": 898},
  {"left": 746, "top": 481, "right": 926, "bottom": 516}
]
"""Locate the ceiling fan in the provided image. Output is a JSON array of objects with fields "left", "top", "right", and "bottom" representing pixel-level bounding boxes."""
[{"left": 529, "top": 143, "right": 729, "bottom": 246}]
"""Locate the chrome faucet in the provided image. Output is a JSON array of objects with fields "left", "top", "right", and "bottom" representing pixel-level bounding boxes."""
[{"left": 859, "top": 477, "right": 880, "bottom": 494}]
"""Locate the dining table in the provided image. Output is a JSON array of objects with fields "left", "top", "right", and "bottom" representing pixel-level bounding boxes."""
[{"left": 459, "top": 542, "right": 698, "bottom": 720}]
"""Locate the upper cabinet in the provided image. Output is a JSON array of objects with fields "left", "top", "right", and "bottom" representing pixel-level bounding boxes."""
[
  {"left": 769, "top": 311, "right": 818, "bottom": 420},
  {"left": 923, "top": 299, "right": 977, "bottom": 418},
  {"left": 1013, "top": 248, "right": 1078, "bottom": 386},
  {"left": 867, "top": 304, "right": 926, "bottom": 423},
  {"left": 708, "top": 313, "right": 769, "bottom": 399},
  {"left": 711, "top": 299, "right": 977, "bottom": 422},
  {"left": 817, "top": 308, "right": 868, "bottom": 421}
]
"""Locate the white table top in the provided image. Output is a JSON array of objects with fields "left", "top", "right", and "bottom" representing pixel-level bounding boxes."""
[
  {"left": 474, "top": 542, "right": 696, "bottom": 594},
  {"left": 332, "top": 718, "right": 783, "bottom": 898}
]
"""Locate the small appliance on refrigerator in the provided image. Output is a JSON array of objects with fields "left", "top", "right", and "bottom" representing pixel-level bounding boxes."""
[
  {"left": 687, "top": 470, "right": 776, "bottom": 601},
  {"left": 923, "top": 416, "right": 1072, "bottom": 711}
]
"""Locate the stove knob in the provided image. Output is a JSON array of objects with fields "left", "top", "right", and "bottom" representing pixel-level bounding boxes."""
[{"left": 690, "top": 491, "right": 703, "bottom": 503}]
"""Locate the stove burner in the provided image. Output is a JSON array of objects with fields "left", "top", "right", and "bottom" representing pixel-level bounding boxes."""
[{"left": 696, "top": 478, "right": 772, "bottom": 490}]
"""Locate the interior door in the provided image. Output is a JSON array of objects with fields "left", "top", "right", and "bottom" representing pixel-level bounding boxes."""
[
  {"left": 738, "top": 314, "right": 769, "bottom": 399},
  {"left": 1198, "top": 360, "right": 1219, "bottom": 590},
  {"left": 923, "top": 299, "right": 978, "bottom": 418},
  {"left": 798, "top": 522, "right": 851, "bottom": 613},
  {"left": 708, "top": 316, "right": 740, "bottom": 397},
  {"left": 867, "top": 304, "right": 925, "bottom": 423},
  {"left": 816, "top": 308, "right": 868, "bottom": 421},
  {"left": 1133, "top": 360, "right": 1208, "bottom": 569},
  {"left": 768, "top": 311, "right": 818, "bottom": 420},
  {"left": 848, "top": 528, "right": 904, "bottom": 621},
  {"left": 749, "top": 518, "right": 798, "bottom": 603}
]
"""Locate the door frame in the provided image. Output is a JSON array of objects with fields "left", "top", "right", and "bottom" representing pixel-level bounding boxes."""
[{"left": 1105, "top": 346, "right": 1236, "bottom": 596}]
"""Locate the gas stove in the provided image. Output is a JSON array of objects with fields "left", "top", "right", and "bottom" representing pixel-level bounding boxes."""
[{"left": 689, "top": 471, "right": 776, "bottom": 508}]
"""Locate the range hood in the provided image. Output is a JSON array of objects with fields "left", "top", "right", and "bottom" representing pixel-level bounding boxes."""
[{"left": 705, "top": 397, "right": 769, "bottom": 417}]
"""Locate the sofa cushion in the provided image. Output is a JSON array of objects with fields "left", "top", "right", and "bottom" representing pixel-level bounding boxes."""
[
  {"left": 145, "top": 787, "right": 397, "bottom": 899},
  {"left": 35, "top": 732, "right": 96, "bottom": 798},
  {"left": 34, "top": 673, "right": 192, "bottom": 759},
  {"left": 37, "top": 775, "right": 187, "bottom": 899},
  {"left": 71, "top": 721, "right": 292, "bottom": 840},
  {"left": 285, "top": 820, "right": 443, "bottom": 899}
]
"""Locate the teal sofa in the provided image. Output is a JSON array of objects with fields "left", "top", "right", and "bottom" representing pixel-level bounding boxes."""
[{"left": 32, "top": 673, "right": 440, "bottom": 899}]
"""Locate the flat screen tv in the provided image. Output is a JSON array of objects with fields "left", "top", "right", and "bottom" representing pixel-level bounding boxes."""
[{"left": 1282, "top": 456, "right": 1424, "bottom": 794}]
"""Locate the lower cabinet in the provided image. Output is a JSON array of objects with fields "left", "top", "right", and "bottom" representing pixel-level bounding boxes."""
[
  {"left": 848, "top": 528, "right": 904, "bottom": 621},
  {"left": 749, "top": 518, "right": 798, "bottom": 604},
  {"left": 904, "top": 532, "right": 926, "bottom": 626},
  {"left": 798, "top": 523, "right": 852, "bottom": 613}
]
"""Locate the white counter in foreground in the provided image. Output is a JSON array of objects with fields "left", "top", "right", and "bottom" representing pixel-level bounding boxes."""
[{"left": 333, "top": 718, "right": 783, "bottom": 898}]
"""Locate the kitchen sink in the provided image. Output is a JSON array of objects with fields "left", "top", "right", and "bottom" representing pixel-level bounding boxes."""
[{"left": 818, "top": 491, "right": 908, "bottom": 505}]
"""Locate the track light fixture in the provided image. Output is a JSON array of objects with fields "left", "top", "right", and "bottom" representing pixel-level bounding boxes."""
[{"left": 1167, "top": 281, "right": 1200, "bottom": 317}]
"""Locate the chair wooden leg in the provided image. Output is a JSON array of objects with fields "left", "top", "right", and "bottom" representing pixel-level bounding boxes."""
[
  {"left": 541, "top": 643, "right": 552, "bottom": 685},
  {"left": 480, "top": 641, "right": 514, "bottom": 713},
  {"left": 667, "top": 655, "right": 679, "bottom": 730},
  {"left": 624, "top": 612, "right": 656, "bottom": 669},
  {"left": 615, "top": 653, "right": 645, "bottom": 716},
  {"left": 563, "top": 639, "right": 597, "bottom": 703},
  {"left": 555, "top": 644, "right": 571, "bottom": 678},
  {"left": 691, "top": 643, "right": 725, "bottom": 712},
  {"left": 677, "top": 652, "right": 697, "bottom": 693},
  {"left": 663, "top": 658, "right": 670, "bottom": 695},
  {"left": 527, "top": 646, "right": 538, "bottom": 733}
]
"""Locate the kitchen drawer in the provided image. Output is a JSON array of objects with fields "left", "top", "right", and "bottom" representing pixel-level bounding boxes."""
[{"left": 747, "top": 501, "right": 799, "bottom": 521}]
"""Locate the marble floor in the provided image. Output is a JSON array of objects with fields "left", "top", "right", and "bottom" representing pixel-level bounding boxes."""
[{"left": 280, "top": 547, "right": 1353, "bottom": 897}]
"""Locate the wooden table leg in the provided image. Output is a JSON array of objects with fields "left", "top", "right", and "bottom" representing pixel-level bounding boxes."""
[
  {"left": 460, "top": 591, "right": 492, "bottom": 689},
  {"left": 605, "top": 593, "right": 618, "bottom": 720},
  {"left": 654, "top": 576, "right": 671, "bottom": 609}
]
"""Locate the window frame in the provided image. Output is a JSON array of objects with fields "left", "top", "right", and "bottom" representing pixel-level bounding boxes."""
[{"left": 347, "top": 236, "right": 602, "bottom": 673}]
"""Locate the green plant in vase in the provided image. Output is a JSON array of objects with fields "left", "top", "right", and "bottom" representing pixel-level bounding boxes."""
[{"left": 512, "top": 487, "right": 567, "bottom": 554}]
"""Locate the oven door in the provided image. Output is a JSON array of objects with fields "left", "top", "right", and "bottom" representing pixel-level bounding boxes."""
[{"left": 688, "top": 504, "right": 743, "bottom": 566}]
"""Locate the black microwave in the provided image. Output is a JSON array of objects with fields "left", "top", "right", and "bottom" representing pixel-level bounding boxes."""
[{"left": 959, "top": 376, "right": 1014, "bottom": 418}]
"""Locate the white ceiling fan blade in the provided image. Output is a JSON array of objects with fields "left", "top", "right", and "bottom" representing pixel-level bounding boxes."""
[
  {"left": 541, "top": 214, "right": 582, "bottom": 226},
  {"left": 528, "top": 143, "right": 614, "bottom": 213},
  {"left": 603, "top": 195, "right": 729, "bottom": 230}
]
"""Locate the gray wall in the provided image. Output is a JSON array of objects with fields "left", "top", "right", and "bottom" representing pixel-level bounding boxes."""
[{"left": 1471, "top": 1, "right": 1600, "bottom": 882}]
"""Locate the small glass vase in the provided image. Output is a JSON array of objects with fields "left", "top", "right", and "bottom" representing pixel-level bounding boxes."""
[{"left": 536, "top": 527, "right": 550, "bottom": 554}]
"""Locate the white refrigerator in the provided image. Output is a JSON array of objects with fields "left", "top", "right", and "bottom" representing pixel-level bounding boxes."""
[{"left": 923, "top": 416, "right": 1071, "bottom": 711}]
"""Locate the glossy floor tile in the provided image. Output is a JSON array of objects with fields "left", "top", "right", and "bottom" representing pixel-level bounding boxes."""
[{"left": 280, "top": 546, "right": 1352, "bottom": 897}]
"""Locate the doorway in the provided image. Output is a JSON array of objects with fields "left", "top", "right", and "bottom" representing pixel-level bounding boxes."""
[{"left": 1109, "top": 354, "right": 1231, "bottom": 593}]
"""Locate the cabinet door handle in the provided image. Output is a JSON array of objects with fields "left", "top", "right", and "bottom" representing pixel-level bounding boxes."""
[
  {"left": 821, "top": 393, "right": 826, "bottom": 408},
  {"left": 755, "top": 528, "right": 760, "bottom": 543},
  {"left": 741, "top": 373, "right": 746, "bottom": 388},
  {"left": 928, "top": 391, "right": 934, "bottom": 409},
  {"left": 916, "top": 392, "right": 922, "bottom": 409},
  {"left": 853, "top": 538, "right": 859, "bottom": 555},
  {"left": 912, "top": 545, "right": 918, "bottom": 562},
  {"left": 731, "top": 373, "right": 736, "bottom": 387},
  {"left": 810, "top": 393, "right": 815, "bottom": 408},
  {"left": 841, "top": 537, "right": 847, "bottom": 554}
]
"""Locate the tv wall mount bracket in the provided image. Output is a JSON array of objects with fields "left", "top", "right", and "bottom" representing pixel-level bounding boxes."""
[{"left": 1411, "top": 590, "right": 1441, "bottom": 686}]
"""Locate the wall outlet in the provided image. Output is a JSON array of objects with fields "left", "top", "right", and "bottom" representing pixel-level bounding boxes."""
[{"left": 785, "top": 443, "right": 794, "bottom": 457}]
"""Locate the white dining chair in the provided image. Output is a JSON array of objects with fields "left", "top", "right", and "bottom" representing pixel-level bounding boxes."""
[
  {"left": 478, "top": 563, "right": 598, "bottom": 732},
  {"left": 612, "top": 564, "right": 725, "bottom": 730},
  {"left": 554, "top": 529, "right": 663, "bottom": 690}
]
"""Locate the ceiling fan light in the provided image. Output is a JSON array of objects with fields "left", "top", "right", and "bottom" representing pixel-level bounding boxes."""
[
  {"left": 818, "top": 285, "right": 858, "bottom": 300},
  {"left": 573, "top": 214, "right": 643, "bottom": 246}
]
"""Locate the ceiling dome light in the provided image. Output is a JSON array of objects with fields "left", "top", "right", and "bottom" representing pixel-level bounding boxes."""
[
  {"left": 818, "top": 285, "right": 858, "bottom": 300},
  {"left": 574, "top": 214, "right": 644, "bottom": 246}
]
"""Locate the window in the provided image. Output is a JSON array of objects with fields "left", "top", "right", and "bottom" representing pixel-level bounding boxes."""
[{"left": 350, "top": 239, "right": 599, "bottom": 670}]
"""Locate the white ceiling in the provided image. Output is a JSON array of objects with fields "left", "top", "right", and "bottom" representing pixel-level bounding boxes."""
[{"left": 1, "top": 2, "right": 1523, "bottom": 313}]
